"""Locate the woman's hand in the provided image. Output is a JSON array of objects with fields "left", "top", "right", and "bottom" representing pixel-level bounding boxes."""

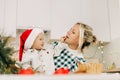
[{"left": 60, "top": 36, "right": 67, "bottom": 43}]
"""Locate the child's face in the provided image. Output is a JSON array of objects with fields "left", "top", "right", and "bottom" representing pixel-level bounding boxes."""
[
  {"left": 65, "top": 24, "right": 79, "bottom": 46},
  {"left": 31, "top": 33, "right": 44, "bottom": 50}
]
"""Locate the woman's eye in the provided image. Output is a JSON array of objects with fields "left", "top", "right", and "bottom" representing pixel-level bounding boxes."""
[
  {"left": 72, "top": 31, "right": 75, "bottom": 34},
  {"left": 39, "top": 38, "right": 42, "bottom": 40}
]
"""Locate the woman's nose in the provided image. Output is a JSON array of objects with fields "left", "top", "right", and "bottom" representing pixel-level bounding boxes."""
[
  {"left": 66, "top": 32, "right": 70, "bottom": 36},
  {"left": 67, "top": 30, "right": 71, "bottom": 35}
]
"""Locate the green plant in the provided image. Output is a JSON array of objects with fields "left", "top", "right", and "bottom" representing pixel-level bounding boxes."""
[{"left": 0, "top": 35, "right": 19, "bottom": 74}]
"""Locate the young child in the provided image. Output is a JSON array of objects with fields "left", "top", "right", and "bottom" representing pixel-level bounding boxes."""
[
  {"left": 18, "top": 27, "right": 55, "bottom": 74},
  {"left": 49, "top": 22, "right": 101, "bottom": 74}
]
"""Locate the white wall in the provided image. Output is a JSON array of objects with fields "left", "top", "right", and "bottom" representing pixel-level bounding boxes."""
[{"left": 108, "top": 0, "right": 120, "bottom": 40}]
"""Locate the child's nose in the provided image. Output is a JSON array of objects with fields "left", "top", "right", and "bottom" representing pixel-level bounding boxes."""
[{"left": 42, "top": 40, "right": 44, "bottom": 43}]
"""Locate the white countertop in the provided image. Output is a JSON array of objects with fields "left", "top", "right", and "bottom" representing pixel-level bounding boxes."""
[{"left": 0, "top": 73, "right": 120, "bottom": 80}]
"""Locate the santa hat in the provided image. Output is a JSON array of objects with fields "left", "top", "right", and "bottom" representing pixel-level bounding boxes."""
[{"left": 19, "top": 27, "right": 43, "bottom": 61}]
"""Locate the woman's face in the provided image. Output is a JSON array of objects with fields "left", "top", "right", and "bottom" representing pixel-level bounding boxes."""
[
  {"left": 65, "top": 24, "right": 80, "bottom": 46},
  {"left": 32, "top": 33, "right": 44, "bottom": 50}
]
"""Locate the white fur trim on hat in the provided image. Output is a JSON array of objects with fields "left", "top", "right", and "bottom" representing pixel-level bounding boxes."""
[{"left": 24, "top": 27, "right": 43, "bottom": 50}]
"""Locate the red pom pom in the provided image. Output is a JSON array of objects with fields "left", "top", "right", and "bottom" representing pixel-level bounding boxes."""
[
  {"left": 19, "top": 68, "right": 34, "bottom": 75},
  {"left": 54, "top": 68, "right": 70, "bottom": 74}
]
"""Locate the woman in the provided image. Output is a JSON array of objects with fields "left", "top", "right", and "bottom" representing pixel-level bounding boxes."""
[{"left": 49, "top": 22, "right": 97, "bottom": 73}]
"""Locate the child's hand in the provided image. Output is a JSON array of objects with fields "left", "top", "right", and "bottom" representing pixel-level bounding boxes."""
[{"left": 60, "top": 36, "right": 67, "bottom": 43}]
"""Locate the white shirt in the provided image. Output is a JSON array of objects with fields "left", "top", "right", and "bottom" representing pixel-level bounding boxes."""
[
  {"left": 47, "top": 41, "right": 86, "bottom": 72},
  {"left": 19, "top": 49, "right": 55, "bottom": 74}
]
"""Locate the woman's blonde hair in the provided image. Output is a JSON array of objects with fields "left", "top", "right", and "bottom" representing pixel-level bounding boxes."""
[{"left": 76, "top": 22, "right": 97, "bottom": 52}]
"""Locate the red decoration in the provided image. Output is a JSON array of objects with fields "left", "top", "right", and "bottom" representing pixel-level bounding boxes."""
[
  {"left": 19, "top": 68, "right": 34, "bottom": 75},
  {"left": 54, "top": 68, "right": 70, "bottom": 74}
]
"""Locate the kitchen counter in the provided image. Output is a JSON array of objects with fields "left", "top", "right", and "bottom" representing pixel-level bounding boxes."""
[{"left": 0, "top": 73, "right": 120, "bottom": 80}]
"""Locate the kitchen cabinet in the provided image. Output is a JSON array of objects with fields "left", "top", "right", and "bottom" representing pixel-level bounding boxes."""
[
  {"left": 0, "top": 0, "right": 4, "bottom": 30},
  {"left": 16, "top": 0, "right": 111, "bottom": 41},
  {"left": 51, "top": 0, "right": 111, "bottom": 42},
  {"left": 2, "top": 0, "right": 119, "bottom": 41},
  {"left": 0, "top": 0, "right": 16, "bottom": 37},
  {"left": 51, "top": 0, "right": 82, "bottom": 39},
  {"left": 79, "top": 0, "right": 111, "bottom": 42},
  {"left": 108, "top": 0, "right": 120, "bottom": 40},
  {"left": 17, "top": 0, "right": 51, "bottom": 30}
]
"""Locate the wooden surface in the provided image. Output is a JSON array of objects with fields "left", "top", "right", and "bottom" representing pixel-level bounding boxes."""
[{"left": 103, "top": 68, "right": 120, "bottom": 73}]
